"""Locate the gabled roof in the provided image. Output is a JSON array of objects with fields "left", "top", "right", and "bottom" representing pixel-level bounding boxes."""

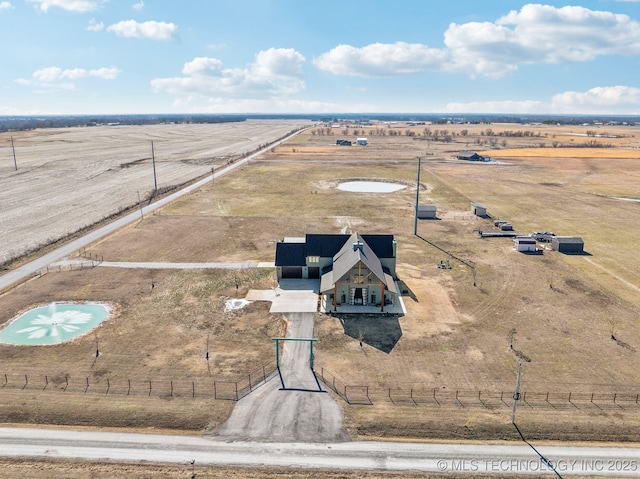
[{"left": 320, "top": 233, "right": 396, "bottom": 293}]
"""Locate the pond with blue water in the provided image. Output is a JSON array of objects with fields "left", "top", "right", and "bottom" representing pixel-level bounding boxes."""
[{"left": 0, "top": 302, "right": 111, "bottom": 346}]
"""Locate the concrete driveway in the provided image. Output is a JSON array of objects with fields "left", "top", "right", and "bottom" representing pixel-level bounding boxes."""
[
  {"left": 246, "top": 279, "right": 319, "bottom": 313},
  {"left": 212, "top": 312, "right": 349, "bottom": 442}
]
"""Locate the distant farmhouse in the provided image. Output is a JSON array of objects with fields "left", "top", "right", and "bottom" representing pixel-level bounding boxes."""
[
  {"left": 457, "top": 151, "right": 485, "bottom": 161},
  {"left": 336, "top": 139, "right": 352, "bottom": 146},
  {"left": 275, "top": 233, "right": 398, "bottom": 312}
]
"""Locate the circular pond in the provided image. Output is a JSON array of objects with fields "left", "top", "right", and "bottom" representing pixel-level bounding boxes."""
[
  {"left": 337, "top": 181, "right": 406, "bottom": 193},
  {"left": 0, "top": 302, "right": 111, "bottom": 346}
]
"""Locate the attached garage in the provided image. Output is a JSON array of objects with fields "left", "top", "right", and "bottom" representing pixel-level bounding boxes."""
[
  {"left": 551, "top": 236, "right": 584, "bottom": 254},
  {"left": 281, "top": 266, "right": 303, "bottom": 279}
]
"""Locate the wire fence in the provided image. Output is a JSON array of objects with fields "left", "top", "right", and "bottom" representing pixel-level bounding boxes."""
[
  {"left": 314, "top": 366, "right": 640, "bottom": 410},
  {"left": 0, "top": 360, "right": 278, "bottom": 402}
]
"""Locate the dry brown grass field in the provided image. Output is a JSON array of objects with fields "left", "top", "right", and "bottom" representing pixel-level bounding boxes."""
[
  {"left": 0, "top": 120, "right": 310, "bottom": 265},
  {"left": 1, "top": 122, "right": 640, "bottom": 451}
]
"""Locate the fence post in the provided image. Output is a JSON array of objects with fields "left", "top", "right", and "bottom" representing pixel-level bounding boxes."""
[
  {"left": 43, "top": 375, "right": 48, "bottom": 391},
  {"left": 64, "top": 375, "right": 68, "bottom": 392},
  {"left": 214, "top": 381, "right": 217, "bottom": 399},
  {"left": 106, "top": 378, "right": 110, "bottom": 395},
  {"left": 127, "top": 379, "right": 131, "bottom": 395},
  {"left": 149, "top": 380, "right": 152, "bottom": 397},
  {"left": 192, "top": 381, "right": 195, "bottom": 398},
  {"left": 170, "top": 381, "right": 173, "bottom": 397},
  {"left": 591, "top": 392, "right": 594, "bottom": 403},
  {"left": 568, "top": 392, "right": 572, "bottom": 403},
  {"left": 235, "top": 381, "right": 238, "bottom": 401},
  {"left": 613, "top": 393, "right": 617, "bottom": 404},
  {"left": 85, "top": 377, "right": 89, "bottom": 393}
]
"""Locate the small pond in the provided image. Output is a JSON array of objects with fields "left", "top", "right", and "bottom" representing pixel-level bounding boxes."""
[
  {"left": 337, "top": 181, "right": 406, "bottom": 193},
  {"left": 0, "top": 302, "right": 111, "bottom": 346}
]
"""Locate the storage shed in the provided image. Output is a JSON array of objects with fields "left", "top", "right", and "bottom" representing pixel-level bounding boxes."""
[
  {"left": 513, "top": 236, "right": 537, "bottom": 252},
  {"left": 356, "top": 137, "right": 368, "bottom": 146},
  {"left": 417, "top": 205, "right": 437, "bottom": 219},
  {"left": 471, "top": 202, "right": 487, "bottom": 217},
  {"left": 551, "top": 236, "right": 584, "bottom": 254}
]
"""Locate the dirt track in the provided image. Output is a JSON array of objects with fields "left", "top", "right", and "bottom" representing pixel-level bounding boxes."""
[{"left": 0, "top": 120, "right": 310, "bottom": 265}]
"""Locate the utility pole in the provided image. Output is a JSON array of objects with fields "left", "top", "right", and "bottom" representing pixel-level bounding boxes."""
[
  {"left": 414, "top": 157, "right": 421, "bottom": 235},
  {"left": 151, "top": 140, "right": 158, "bottom": 193},
  {"left": 137, "top": 191, "right": 144, "bottom": 220},
  {"left": 10, "top": 136, "right": 17, "bottom": 170},
  {"left": 512, "top": 358, "right": 523, "bottom": 423}
]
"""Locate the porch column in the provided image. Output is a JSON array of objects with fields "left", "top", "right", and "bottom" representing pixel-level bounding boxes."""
[
  {"left": 381, "top": 282, "right": 385, "bottom": 312},
  {"left": 333, "top": 283, "right": 337, "bottom": 312}
]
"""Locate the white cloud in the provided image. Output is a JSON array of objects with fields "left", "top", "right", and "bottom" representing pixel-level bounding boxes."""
[
  {"left": 107, "top": 20, "right": 178, "bottom": 41},
  {"left": 316, "top": 4, "right": 640, "bottom": 79},
  {"left": 151, "top": 48, "right": 306, "bottom": 100},
  {"left": 551, "top": 86, "right": 640, "bottom": 114},
  {"left": 445, "top": 86, "right": 640, "bottom": 114},
  {"left": 132, "top": 0, "right": 143, "bottom": 10},
  {"left": 0, "top": 2, "right": 13, "bottom": 11},
  {"left": 17, "top": 66, "right": 120, "bottom": 92},
  {"left": 26, "top": 0, "right": 105, "bottom": 13},
  {"left": 31, "top": 66, "right": 120, "bottom": 81},
  {"left": 314, "top": 42, "right": 448, "bottom": 77},
  {"left": 86, "top": 18, "right": 104, "bottom": 31}
]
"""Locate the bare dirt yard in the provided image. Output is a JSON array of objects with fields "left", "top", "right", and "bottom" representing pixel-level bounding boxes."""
[{"left": 1, "top": 121, "right": 640, "bottom": 454}]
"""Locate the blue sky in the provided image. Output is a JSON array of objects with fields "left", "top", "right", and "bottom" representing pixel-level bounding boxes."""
[{"left": 1, "top": 0, "right": 639, "bottom": 115}]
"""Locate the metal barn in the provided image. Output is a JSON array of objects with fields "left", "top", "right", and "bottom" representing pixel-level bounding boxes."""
[
  {"left": 417, "top": 205, "right": 437, "bottom": 219},
  {"left": 513, "top": 236, "right": 537, "bottom": 252},
  {"left": 471, "top": 202, "right": 487, "bottom": 217},
  {"left": 551, "top": 236, "right": 584, "bottom": 254}
]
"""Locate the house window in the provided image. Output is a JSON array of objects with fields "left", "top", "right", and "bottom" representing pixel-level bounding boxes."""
[{"left": 307, "top": 256, "right": 320, "bottom": 264}]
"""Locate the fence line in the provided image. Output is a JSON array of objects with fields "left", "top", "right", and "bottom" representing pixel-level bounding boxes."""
[
  {"left": 314, "top": 366, "right": 640, "bottom": 409},
  {"left": 0, "top": 361, "right": 278, "bottom": 402}
]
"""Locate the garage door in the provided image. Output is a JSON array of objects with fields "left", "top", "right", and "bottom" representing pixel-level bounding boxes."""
[{"left": 281, "top": 267, "right": 303, "bottom": 279}]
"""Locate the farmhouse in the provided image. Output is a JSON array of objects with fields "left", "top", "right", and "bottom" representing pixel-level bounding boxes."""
[
  {"left": 457, "top": 151, "right": 485, "bottom": 161},
  {"left": 275, "top": 233, "right": 398, "bottom": 312},
  {"left": 336, "top": 139, "right": 352, "bottom": 146},
  {"left": 551, "top": 236, "right": 585, "bottom": 254},
  {"left": 417, "top": 205, "right": 437, "bottom": 219}
]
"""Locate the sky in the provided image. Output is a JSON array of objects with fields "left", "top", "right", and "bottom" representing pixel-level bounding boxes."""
[{"left": 1, "top": 0, "right": 639, "bottom": 115}]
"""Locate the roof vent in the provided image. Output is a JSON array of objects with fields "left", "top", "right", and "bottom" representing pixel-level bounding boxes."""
[{"left": 353, "top": 241, "right": 363, "bottom": 252}]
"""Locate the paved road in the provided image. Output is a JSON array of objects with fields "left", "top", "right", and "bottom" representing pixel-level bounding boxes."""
[
  {"left": 213, "top": 312, "right": 349, "bottom": 442},
  {"left": 0, "top": 129, "right": 304, "bottom": 293},
  {"left": 1, "top": 426, "right": 639, "bottom": 475}
]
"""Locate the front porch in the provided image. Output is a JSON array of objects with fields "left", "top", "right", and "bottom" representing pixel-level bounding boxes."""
[{"left": 319, "top": 286, "right": 406, "bottom": 315}]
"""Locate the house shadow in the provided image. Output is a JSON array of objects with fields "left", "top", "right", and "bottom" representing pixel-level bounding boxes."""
[{"left": 336, "top": 313, "right": 402, "bottom": 354}]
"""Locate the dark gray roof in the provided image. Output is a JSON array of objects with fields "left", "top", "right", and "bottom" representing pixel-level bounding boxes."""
[
  {"left": 552, "top": 236, "right": 584, "bottom": 244},
  {"left": 275, "top": 242, "right": 306, "bottom": 266},
  {"left": 275, "top": 233, "right": 395, "bottom": 267}
]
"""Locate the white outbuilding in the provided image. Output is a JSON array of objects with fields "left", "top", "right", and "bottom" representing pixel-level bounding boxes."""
[{"left": 513, "top": 236, "right": 537, "bottom": 252}]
